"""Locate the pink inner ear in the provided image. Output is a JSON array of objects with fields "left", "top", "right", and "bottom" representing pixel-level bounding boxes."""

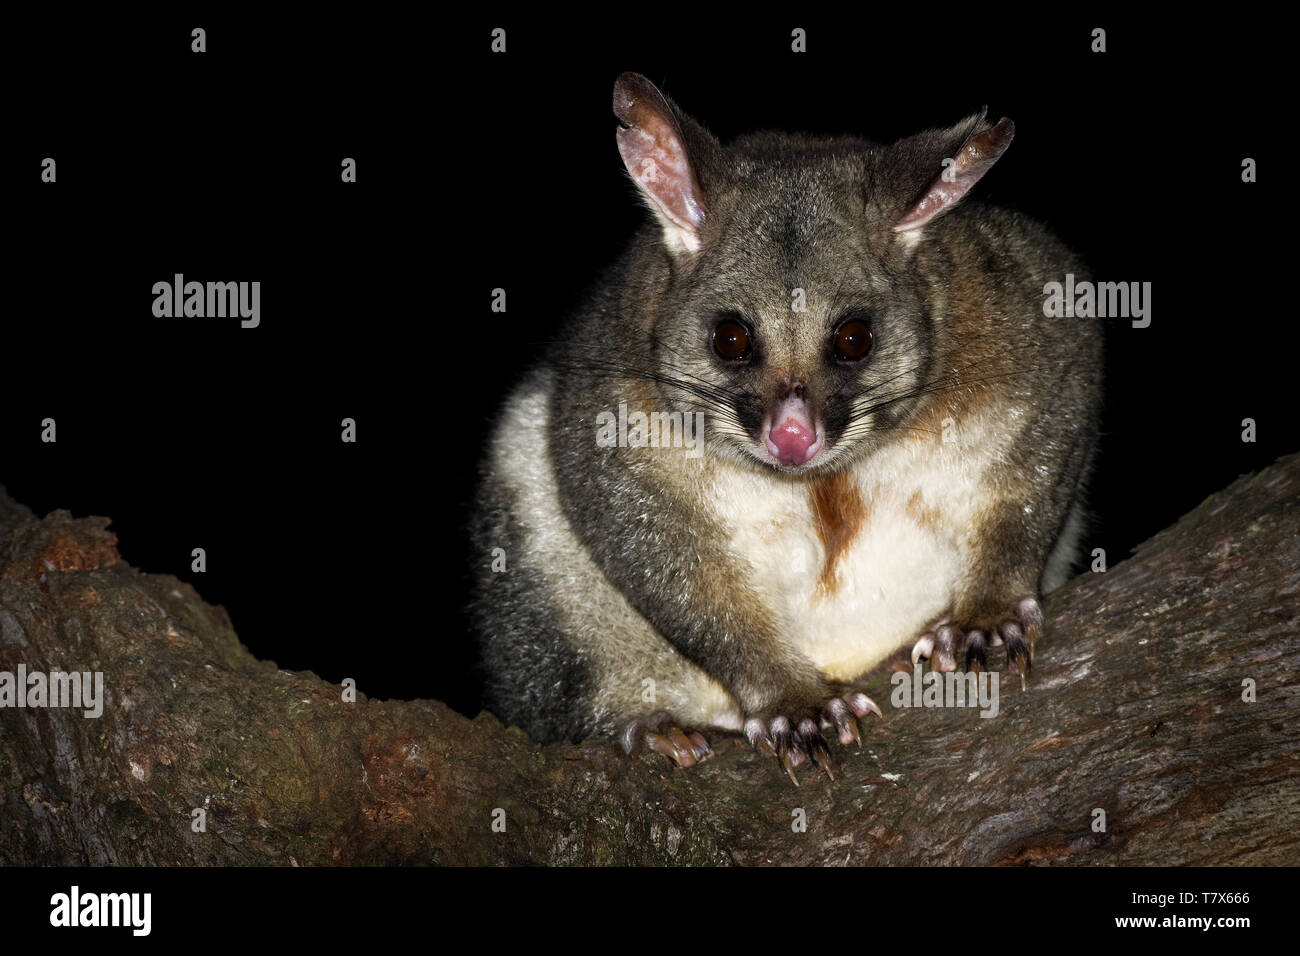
[
  {"left": 894, "top": 117, "right": 1015, "bottom": 232},
  {"left": 617, "top": 120, "right": 705, "bottom": 235}
]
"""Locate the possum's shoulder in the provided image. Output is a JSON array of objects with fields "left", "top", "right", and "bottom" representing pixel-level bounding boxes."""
[{"left": 944, "top": 200, "right": 1089, "bottom": 278}]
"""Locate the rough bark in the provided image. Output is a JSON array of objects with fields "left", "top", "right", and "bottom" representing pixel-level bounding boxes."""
[{"left": 1, "top": 454, "right": 1297, "bottom": 866}]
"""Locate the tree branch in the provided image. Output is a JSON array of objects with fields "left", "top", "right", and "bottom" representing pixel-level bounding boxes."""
[{"left": 2, "top": 454, "right": 1297, "bottom": 865}]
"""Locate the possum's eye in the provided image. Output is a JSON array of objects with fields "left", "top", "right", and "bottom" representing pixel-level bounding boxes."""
[
  {"left": 712, "top": 314, "right": 752, "bottom": 361},
  {"left": 833, "top": 313, "right": 873, "bottom": 362}
]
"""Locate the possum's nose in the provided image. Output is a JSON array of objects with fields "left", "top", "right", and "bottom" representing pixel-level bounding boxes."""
[
  {"left": 764, "top": 389, "right": 823, "bottom": 467},
  {"left": 769, "top": 418, "right": 818, "bottom": 465}
]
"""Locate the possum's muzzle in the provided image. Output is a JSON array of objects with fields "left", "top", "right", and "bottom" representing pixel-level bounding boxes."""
[{"left": 760, "top": 389, "right": 825, "bottom": 468}]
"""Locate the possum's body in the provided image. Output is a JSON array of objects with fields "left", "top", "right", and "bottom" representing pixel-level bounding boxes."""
[
  {"left": 478, "top": 278, "right": 1097, "bottom": 741},
  {"left": 472, "top": 73, "right": 1102, "bottom": 777}
]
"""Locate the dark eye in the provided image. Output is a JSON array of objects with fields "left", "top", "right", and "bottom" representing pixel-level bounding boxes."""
[
  {"left": 713, "top": 315, "right": 752, "bottom": 361},
  {"left": 833, "top": 314, "right": 873, "bottom": 362}
]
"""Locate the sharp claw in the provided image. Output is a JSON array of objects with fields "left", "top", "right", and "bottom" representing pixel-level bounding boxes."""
[
  {"left": 629, "top": 715, "right": 714, "bottom": 767},
  {"left": 783, "top": 763, "right": 801, "bottom": 787},
  {"left": 666, "top": 727, "right": 698, "bottom": 766},
  {"left": 820, "top": 696, "right": 862, "bottom": 747},
  {"left": 965, "top": 630, "right": 988, "bottom": 673},
  {"left": 645, "top": 731, "right": 691, "bottom": 766},
  {"left": 934, "top": 624, "right": 960, "bottom": 672},
  {"left": 843, "top": 692, "right": 882, "bottom": 719},
  {"left": 770, "top": 716, "right": 801, "bottom": 769},
  {"left": 814, "top": 753, "right": 836, "bottom": 781},
  {"left": 1000, "top": 620, "right": 1031, "bottom": 689},
  {"left": 745, "top": 718, "right": 776, "bottom": 757},
  {"left": 1012, "top": 652, "right": 1031, "bottom": 690},
  {"left": 1018, "top": 597, "right": 1044, "bottom": 642},
  {"left": 672, "top": 741, "right": 698, "bottom": 767},
  {"left": 842, "top": 692, "right": 872, "bottom": 718},
  {"left": 912, "top": 633, "right": 935, "bottom": 665},
  {"left": 806, "top": 735, "right": 836, "bottom": 781},
  {"left": 837, "top": 715, "right": 860, "bottom": 747}
]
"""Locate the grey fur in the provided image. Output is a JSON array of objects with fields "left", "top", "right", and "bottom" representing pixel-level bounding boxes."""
[{"left": 472, "top": 75, "right": 1102, "bottom": 744}]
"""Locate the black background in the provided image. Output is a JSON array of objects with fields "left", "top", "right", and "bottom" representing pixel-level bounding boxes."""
[
  {"left": 0, "top": 864, "right": 1280, "bottom": 939},
  {"left": 3, "top": 11, "right": 1287, "bottom": 718}
]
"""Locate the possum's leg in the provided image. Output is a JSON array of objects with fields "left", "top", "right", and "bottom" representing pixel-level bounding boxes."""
[
  {"left": 481, "top": 373, "right": 749, "bottom": 745},
  {"left": 620, "top": 711, "right": 713, "bottom": 768},
  {"left": 912, "top": 496, "right": 1052, "bottom": 685}
]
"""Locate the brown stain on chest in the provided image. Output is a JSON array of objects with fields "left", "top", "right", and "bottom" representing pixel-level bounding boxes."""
[{"left": 809, "top": 470, "right": 868, "bottom": 594}]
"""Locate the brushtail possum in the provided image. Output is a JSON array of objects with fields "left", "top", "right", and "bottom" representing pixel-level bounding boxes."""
[{"left": 473, "top": 72, "right": 1102, "bottom": 783}]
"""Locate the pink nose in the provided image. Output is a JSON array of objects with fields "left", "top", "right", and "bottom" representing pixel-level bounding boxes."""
[{"left": 768, "top": 418, "right": 818, "bottom": 466}]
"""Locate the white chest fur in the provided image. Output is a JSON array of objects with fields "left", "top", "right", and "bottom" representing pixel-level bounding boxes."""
[{"left": 707, "top": 423, "right": 1003, "bottom": 681}]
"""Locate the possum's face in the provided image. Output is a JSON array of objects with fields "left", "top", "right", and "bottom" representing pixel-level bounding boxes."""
[
  {"left": 650, "top": 170, "right": 936, "bottom": 474},
  {"left": 612, "top": 72, "right": 1013, "bottom": 474}
]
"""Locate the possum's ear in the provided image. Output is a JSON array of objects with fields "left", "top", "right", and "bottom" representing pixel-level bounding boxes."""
[
  {"left": 893, "top": 108, "right": 1015, "bottom": 235},
  {"left": 614, "top": 72, "right": 715, "bottom": 255}
]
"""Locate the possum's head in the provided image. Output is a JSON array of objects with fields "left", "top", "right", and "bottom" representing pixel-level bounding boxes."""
[{"left": 612, "top": 71, "right": 1013, "bottom": 474}]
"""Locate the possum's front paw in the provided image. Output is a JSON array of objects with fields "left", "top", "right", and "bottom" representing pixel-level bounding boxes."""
[
  {"left": 744, "top": 687, "right": 881, "bottom": 786},
  {"left": 620, "top": 710, "right": 714, "bottom": 768},
  {"left": 912, "top": 596, "right": 1043, "bottom": 687}
]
